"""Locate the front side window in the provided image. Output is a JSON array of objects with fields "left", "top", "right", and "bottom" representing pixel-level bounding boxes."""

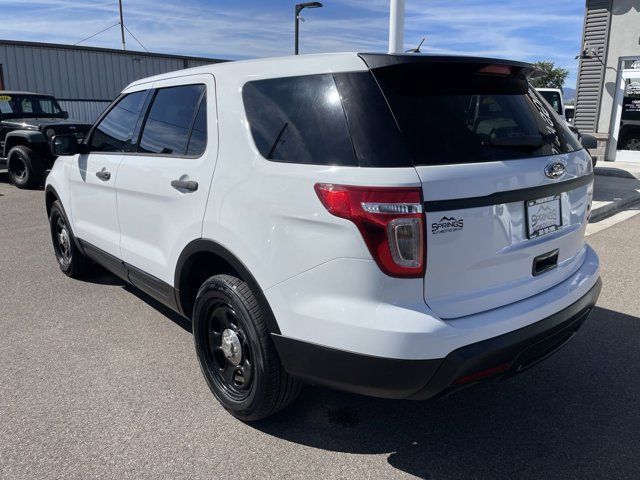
[
  {"left": 242, "top": 74, "right": 357, "bottom": 166},
  {"left": 89, "top": 91, "right": 148, "bottom": 152},
  {"left": 139, "top": 84, "right": 205, "bottom": 156}
]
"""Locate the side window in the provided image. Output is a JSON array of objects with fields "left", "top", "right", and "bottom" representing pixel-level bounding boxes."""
[
  {"left": 89, "top": 91, "right": 147, "bottom": 152},
  {"left": 242, "top": 74, "right": 357, "bottom": 166},
  {"left": 186, "top": 97, "right": 207, "bottom": 156},
  {"left": 22, "top": 98, "right": 34, "bottom": 113},
  {"left": 139, "top": 84, "right": 205, "bottom": 156}
]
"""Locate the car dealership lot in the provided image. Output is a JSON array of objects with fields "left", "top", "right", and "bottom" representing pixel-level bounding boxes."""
[{"left": 1, "top": 175, "right": 639, "bottom": 480}]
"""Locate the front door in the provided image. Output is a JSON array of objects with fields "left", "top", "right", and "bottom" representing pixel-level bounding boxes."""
[
  {"left": 611, "top": 64, "right": 640, "bottom": 162},
  {"left": 115, "top": 74, "right": 217, "bottom": 286},
  {"left": 68, "top": 89, "right": 149, "bottom": 258}
]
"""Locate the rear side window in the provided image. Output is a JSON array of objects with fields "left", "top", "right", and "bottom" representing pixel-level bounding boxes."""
[
  {"left": 242, "top": 74, "right": 357, "bottom": 166},
  {"left": 186, "top": 99, "right": 207, "bottom": 156},
  {"left": 370, "top": 62, "right": 582, "bottom": 166},
  {"left": 90, "top": 91, "right": 148, "bottom": 152},
  {"left": 139, "top": 84, "right": 205, "bottom": 156}
]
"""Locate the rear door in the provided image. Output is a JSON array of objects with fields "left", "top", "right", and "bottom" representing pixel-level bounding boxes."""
[
  {"left": 115, "top": 74, "right": 217, "bottom": 287},
  {"left": 368, "top": 59, "right": 593, "bottom": 319},
  {"left": 68, "top": 89, "right": 149, "bottom": 258}
]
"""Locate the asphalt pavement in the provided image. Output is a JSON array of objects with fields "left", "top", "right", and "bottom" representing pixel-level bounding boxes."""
[{"left": 1, "top": 173, "right": 639, "bottom": 480}]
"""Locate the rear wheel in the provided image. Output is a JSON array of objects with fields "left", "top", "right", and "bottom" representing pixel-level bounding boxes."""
[
  {"left": 193, "top": 274, "right": 301, "bottom": 421},
  {"left": 49, "top": 200, "right": 92, "bottom": 278},
  {"left": 7, "top": 145, "right": 46, "bottom": 189}
]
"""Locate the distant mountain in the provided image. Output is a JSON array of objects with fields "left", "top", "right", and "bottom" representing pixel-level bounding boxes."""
[{"left": 563, "top": 87, "right": 576, "bottom": 102}]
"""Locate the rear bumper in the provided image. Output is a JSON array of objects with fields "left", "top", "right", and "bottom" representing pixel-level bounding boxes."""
[{"left": 273, "top": 277, "right": 601, "bottom": 400}]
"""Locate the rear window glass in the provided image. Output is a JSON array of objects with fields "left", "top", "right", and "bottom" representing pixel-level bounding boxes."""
[
  {"left": 242, "top": 74, "right": 357, "bottom": 166},
  {"left": 139, "top": 84, "right": 205, "bottom": 156},
  {"left": 371, "top": 63, "right": 582, "bottom": 166}
]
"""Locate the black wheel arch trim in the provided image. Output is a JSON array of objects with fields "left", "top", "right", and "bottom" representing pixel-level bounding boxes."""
[
  {"left": 4, "top": 130, "right": 47, "bottom": 156},
  {"left": 175, "top": 239, "right": 281, "bottom": 335}
]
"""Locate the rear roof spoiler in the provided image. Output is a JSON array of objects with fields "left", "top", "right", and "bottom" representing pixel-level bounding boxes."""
[{"left": 358, "top": 53, "right": 544, "bottom": 79}]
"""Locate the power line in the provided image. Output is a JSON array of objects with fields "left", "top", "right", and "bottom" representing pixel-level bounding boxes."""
[
  {"left": 74, "top": 22, "right": 121, "bottom": 46},
  {"left": 123, "top": 25, "right": 149, "bottom": 52}
]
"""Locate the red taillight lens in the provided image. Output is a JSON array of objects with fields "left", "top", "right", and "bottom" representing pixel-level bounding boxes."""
[{"left": 314, "top": 183, "right": 425, "bottom": 278}]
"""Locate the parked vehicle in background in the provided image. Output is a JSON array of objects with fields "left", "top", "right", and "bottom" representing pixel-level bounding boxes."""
[
  {"left": 537, "top": 87, "right": 566, "bottom": 120},
  {"left": 0, "top": 92, "right": 91, "bottom": 188},
  {"left": 46, "top": 53, "right": 601, "bottom": 421}
]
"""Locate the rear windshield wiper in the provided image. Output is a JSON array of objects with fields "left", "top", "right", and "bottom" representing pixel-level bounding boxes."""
[{"left": 481, "top": 134, "right": 553, "bottom": 150}]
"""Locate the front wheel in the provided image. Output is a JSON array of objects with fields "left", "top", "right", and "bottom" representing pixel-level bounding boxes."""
[
  {"left": 49, "top": 200, "right": 92, "bottom": 278},
  {"left": 7, "top": 145, "right": 46, "bottom": 189},
  {"left": 192, "top": 275, "right": 301, "bottom": 421}
]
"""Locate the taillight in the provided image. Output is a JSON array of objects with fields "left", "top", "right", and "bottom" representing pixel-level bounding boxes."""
[{"left": 314, "top": 183, "right": 425, "bottom": 278}]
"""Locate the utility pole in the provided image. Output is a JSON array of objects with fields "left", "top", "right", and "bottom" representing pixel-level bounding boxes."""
[
  {"left": 388, "top": 0, "right": 405, "bottom": 54},
  {"left": 118, "top": 0, "right": 127, "bottom": 50}
]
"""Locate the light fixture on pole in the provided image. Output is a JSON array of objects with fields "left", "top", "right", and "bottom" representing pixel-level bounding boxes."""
[{"left": 295, "top": 2, "right": 323, "bottom": 55}]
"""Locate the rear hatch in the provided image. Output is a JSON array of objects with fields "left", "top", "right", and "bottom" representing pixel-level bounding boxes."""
[{"left": 364, "top": 55, "right": 594, "bottom": 319}]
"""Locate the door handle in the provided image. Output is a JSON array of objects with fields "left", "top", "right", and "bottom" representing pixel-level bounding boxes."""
[
  {"left": 171, "top": 179, "right": 198, "bottom": 191},
  {"left": 96, "top": 167, "right": 111, "bottom": 181}
]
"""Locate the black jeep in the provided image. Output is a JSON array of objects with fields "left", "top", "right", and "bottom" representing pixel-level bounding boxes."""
[{"left": 0, "top": 92, "right": 91, "bottom": 188}]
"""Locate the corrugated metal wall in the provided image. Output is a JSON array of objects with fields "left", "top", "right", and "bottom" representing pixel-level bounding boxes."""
[
  {"left": 58, "top": 100, "right": 111, "bottom": 124},
  {"left": 0, "top": 40, "right": 220, "bottom": 103},
  {"left": 574, "top": 0, "right": 612, "bottom": 133}
]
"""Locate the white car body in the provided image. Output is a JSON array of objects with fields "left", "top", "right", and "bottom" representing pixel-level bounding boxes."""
[{"left": 46, "top": 53, "right": 601, "bottom": 403}]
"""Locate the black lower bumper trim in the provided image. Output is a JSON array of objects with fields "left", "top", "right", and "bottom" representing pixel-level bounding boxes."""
[{"left": 272, "top": 278, "right": 602, "bottom": 400}]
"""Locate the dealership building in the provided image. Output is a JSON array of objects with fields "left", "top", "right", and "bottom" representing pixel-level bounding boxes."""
[
  {"left": 0, "top": 39, "right": 223, "bottom": 123},
  {"left": 575, "top": 0, "right": 640, "bottom": 162}
]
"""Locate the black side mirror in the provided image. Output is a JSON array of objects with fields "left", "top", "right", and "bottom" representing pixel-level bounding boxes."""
[
  {"left": 579, "top": 133, "right": 597, "bottom": 150},
  {"left": 62, "top": 111, "right": 69, "bottom": 119},
  {"left": 51, "top": 134, "right": 79, "bottom": 156}
]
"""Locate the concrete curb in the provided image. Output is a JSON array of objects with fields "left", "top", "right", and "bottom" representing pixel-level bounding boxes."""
[
  {"left": 590, "top": 191, "right": 640, "bottom": 223},
  {"left": 595, "top": 165, "right": 640, "bottom": 180}
]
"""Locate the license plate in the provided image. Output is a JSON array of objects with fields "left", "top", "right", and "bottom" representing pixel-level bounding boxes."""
[{"left": 526, "top": 195, "right": 562, "bottom": 239}]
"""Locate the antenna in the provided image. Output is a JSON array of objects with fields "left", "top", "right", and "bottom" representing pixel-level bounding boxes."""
[
  {"left": 118, "top": 0, "right": 126, "bottom": 50},
  {"left": 405, "top": 38, "right": 426, "bottom": 54}
]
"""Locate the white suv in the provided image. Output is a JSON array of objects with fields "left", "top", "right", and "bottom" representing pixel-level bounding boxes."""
[{"left": 45, "top": 53, "right": 601, "bottom": 421}]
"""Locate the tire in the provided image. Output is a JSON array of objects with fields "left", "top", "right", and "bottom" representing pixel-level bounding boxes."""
[
  {"left": 621, "top": 133, "right": 640, "bottom": 151},
  {"left": 193, "top": 274, "right": 301, "bottom": 421},
  {"left": 49, "top": 200, "right": 92, "bottom": 278},
  {"left": 7, "top": 145, "right": 46, "bottom": 189}
]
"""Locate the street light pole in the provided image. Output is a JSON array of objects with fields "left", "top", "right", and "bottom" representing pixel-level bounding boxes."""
[
  {"left": 294, "top": 2, "right": 323, "bottom": 55},
  {"left": 388, "top": 0, "right": 405, "bottom": 54}
]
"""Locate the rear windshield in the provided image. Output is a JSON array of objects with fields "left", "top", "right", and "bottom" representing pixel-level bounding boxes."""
[{"left": 371, "top": 62, "right": 581, "bottom": 166}]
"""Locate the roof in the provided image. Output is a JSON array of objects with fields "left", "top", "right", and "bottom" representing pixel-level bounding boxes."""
[
  {"left": 124, "top": 52, "right": 537, "bottom": 91},
  {"left": 0, "top": 38, "right": 227, "bottom": 64}
]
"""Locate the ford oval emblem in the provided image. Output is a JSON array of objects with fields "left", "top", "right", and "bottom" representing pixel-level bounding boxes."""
[{"left": 545, "top": 162, "right": 566, "bottom": 179}]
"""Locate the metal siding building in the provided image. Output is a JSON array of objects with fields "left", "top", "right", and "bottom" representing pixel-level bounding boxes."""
[
  {"left": 0, "top": 39, "right": 224, "bottom": 123},
  {"left": 574, "top": 0, "right": 640, "bottom": 161}
]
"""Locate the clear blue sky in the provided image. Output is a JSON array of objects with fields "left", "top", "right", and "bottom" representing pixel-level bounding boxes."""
[{"left": 1, "top": 0, "right": 585, "bottom": 88}]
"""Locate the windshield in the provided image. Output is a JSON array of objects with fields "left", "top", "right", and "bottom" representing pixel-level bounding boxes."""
[
  {"left": 538, "top": 90, "right": 563, "bottom": 116},
  {"left": 0, "top": 94, "right": 64, "bottom": 119},
  {"left": 370, "top": 63, "right": 581, "bottom": 166}
]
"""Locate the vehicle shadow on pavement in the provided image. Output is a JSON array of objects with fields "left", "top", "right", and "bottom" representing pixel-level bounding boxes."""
[{"left": 253, "top": 306, "right": 639, "bottom": 479}]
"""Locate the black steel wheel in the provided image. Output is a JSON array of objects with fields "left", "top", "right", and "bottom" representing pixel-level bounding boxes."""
[
  {"left": 7, "top": 145, "right": 45, "bottom": 189},
  {"left": 193, "top": 274, "right": 301, "bottom": 421},
  {"left": 203, "top": 300, "right": 255, "bottom": 400},
  {"left": 49, "top": 200, "right": 91, "bottom": 277}
]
